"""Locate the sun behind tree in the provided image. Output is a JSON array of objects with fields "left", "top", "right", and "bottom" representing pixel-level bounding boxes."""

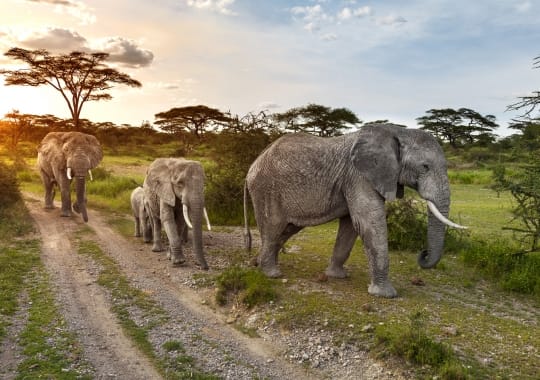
[{"left": 0, "top": 47, "right": 142, "bottom": 130}]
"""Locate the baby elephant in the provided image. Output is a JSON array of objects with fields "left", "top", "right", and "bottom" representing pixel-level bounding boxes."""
[{"left": 130, "top": 186, "right": 152, "bottom": 243}]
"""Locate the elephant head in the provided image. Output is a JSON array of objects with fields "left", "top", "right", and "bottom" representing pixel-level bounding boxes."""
[
  {"left": 351, "top": 124, "right": 466, "bottom": 269},
  {"left": 144, "top": 158, "right": 211, "bottom": 268},
  {"left": 37, "top": 131, "right": 102, "bottom": 222}
]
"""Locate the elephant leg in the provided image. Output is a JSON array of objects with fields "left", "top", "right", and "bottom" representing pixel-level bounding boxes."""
[
  {"left": 151, "top": 216, "right": 164, "bottom": 252},
  {"left": 134, "top": 216, "right": 141, "bottom": 237},
  {"left": 259, "top": 223, "right": 302, "bottom": 278},
  {"left": 326, "top": 216, "right": 357, "bottom": 278},
  {"left": 353, "top": 208, "right": 397, "bottom": 298},
  {"left": 162, "top": 203, "right": 185, "bottom": 266},
  {"left": 59, "top": 179, "right": 72, "bottom": 217},
  {"left": 40, "top": 171, "right": 56, "bottom": 209}
]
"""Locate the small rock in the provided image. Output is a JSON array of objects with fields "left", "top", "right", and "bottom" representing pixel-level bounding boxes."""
[
  {"left": 316, "top": 273, "right": 328, "bottom": 282},
  {"left": 282, "top": 278, "right": 288, "bottom": 284},
  {"left": 441, "top": 325, "right": 459, "bottom": 336},
  {"left": 361, "top": 303, "right": 375, "bottom": 312},
  {"left": 361, "top": 324, "right": 374, "bottom": 333},
  {"left": 411, "top": 276, "right": 425, "bottom": 286}
]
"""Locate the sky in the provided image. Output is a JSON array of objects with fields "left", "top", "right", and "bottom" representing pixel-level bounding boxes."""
[{"left": 0, "top": 0, "right": 539, "bottom": 137}]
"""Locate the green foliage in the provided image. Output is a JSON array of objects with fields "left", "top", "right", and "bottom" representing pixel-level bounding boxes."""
[
  {"left": 386, "top": 198, "right": 427, "bottom": 250},
  {"left": 417, "top": 108, "right": 498, "bottom": 147},
  {"left": 273, "top": 103, "right": 361, "bottom": 137},
  {"left": 375, "top": 312, "right": 469, "bottom": 379},
  {"left": 205, "top": 114, "right": 277, "bottom": 224},
  {"left": 0, "top": 161, "right": 22, "bottom": 212},
  {"left": 460, "top": 238, "right": 540, "bottom": 297},
  {"left": 492, "top": 154, "right": 540, "bottom": 251},
  {"left": 215, "top": 266, "right": 277, "bottom": 308}
]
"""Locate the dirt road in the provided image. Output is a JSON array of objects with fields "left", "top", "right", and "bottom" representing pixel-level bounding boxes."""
[{"left": 16, "top": 195, "right": 395, "bottom": 379}]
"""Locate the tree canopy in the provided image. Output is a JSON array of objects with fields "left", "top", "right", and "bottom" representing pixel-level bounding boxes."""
[
  {"left": 154, "top": 105, "right": 230, "bottom": 139},
  {"left": 273, "top": 103, "right": 361, "bottom": 137},
  {"left": 0, "top": 47, "right": 142, "bottom": 129},
  {"left": 417, "top": 108, "right": 498, "bottom": 147},
  {"left": 507, "top": 55, "right": 540, "bottom": 119}
]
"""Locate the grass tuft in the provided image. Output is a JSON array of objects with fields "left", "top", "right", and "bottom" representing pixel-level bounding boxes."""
[{"left": 215, "top": 266, "right": 277, "bottom": 308}]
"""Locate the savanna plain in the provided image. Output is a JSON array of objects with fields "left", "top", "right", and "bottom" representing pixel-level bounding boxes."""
[{"left": 1, "top": 137, "right": 539, "bottom": 380}]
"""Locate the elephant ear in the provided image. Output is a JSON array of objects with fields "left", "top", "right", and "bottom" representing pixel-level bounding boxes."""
[
  {"left": 83, "top": 134, "right": 103, "bottom": 168},
  {"left": 145, "top": 160, "right": 176, "bottom": 207},
  {"left": 350, "top": 126, "right": 401, "bottom": 202}
]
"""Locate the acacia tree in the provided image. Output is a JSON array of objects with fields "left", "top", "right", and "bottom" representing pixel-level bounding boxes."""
[
  {"left": 2, "top": 110, "right": 32, "bottom": 151},
  {"left": 0, "top": 47, "right": 142, "bottom": 129},
  {"left": 507, "top": 55, "right": 540, "bottom": 118},
  {"left": 273, "top": 103, "right": 361, "bottom": 137},
  {"left": 154, "top": 105, "right": 230, "bottom": 139},
  {"left": 417, "top": 108, "right": 498, "bottom": 147}
]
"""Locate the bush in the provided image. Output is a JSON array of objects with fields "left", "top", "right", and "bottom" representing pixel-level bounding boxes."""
[
  {"left": 215, "top": 266, "right": 276, "bottom": 308},
  {"left": 461, "top": 239, "right": 540, "bottom": 298},
  {"left": 0, "top": 162, "right": 22, "bottom": 213},
  {"left": 375, "top": 312, "right": 470, "bottom": 379},
  {"left": 386, "top": 198, "right": 427, "bottom": 251}
]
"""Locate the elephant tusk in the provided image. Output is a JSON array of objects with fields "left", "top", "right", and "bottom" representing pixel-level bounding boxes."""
[
  {"left": 88, "top": 169, "right": 93, "bottom": 181},
  {"left": 204, "top": 208, "right": 212, "bottom": 231},
  {"left": 67, "top": 167, "right": 72, "bottom": 180},
  {"left": 427, "top": 201, "right": 468, "bottom": 229},
  {"left": 183, "top": 204, "right": 193, "bottom": 229}
]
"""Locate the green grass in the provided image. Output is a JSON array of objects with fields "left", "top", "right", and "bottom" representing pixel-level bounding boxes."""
[
  {"left": 16, "top": 266, "right": 93, "bottom": 379},
  {"left": 0, "top": 197, "right": 92, "bottom": 379},
  {"left": 215, "top": 266, "right": 277, "bottom": 308}
]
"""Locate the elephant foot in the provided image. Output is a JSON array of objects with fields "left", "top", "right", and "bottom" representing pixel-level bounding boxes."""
[
  {"left": 195, "top": 258, "right": 209, "bottom": 270},
  {"left": 60, "top": 210, "right": 72, "bottom": 217},
  {"left": 44, "top": 204, "right": 55, "bottom": 210},
  {"left": 261, "top": 265, "right": 282, "bottom": 278},
  {"left": 152, "top": 244, "right": 164, "bottom": 252},
  {"left": 143, "top": 238, "right": 152, "bottom": 244},
  {"left": 325, "top": 266, "right": 348, "bottom": 279},
  {"left": 72, "top": 202, "right": 80, "bottom": 214},
  {"left": 171, "top": 253, "right": 186, "bottom": 266},
  {"left": 368, "top": 281, "right": 398, "bottom": 298}
]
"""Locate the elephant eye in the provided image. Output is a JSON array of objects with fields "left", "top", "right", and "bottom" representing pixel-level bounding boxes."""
[{"left": 422, "top": 164, "right": 429, "bottom": 173}]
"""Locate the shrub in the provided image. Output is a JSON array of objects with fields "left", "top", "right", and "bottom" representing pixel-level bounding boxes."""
[
  {"left": 386, "top": 198, "right": 427, "bottom": 251},
  {"left": 215, "top": 266, "right": 276, "bottom": 308},
  {"left": 0, "top": 162, "right": 22, "bottom": 213},
  {"left": 375, "top": 312, "right": 470, "bottom": 379}
]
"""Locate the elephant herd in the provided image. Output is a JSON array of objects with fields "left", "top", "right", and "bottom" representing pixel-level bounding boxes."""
[{"left": 37, "top": 124, "right": 466, "bottom": 298}]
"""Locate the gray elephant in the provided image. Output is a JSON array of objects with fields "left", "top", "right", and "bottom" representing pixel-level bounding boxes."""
[
  {"left": 37, "top": 131, "right": 103, "bottom": 222},
  {"left": 130, "top": 186, "right": 153, "bottom": 243},
  {"left": 244, "top": 123, "right": 466, "bottom": 298},
  {"left": 143, "top": 158, "right": 211, "bottom": 269}
]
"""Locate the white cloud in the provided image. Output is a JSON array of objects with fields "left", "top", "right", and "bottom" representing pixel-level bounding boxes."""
[
  {"left": 337, "top": 6, "right": 371, "bottom": 21},
  {"left": 26, "top": 0, "right": 96, "bottom": 24},
  {"left": 94, "top": 37, "right": 154, "bottom": 67},
  {"left": 515, "top": 1, "right": 531, "bottom": 12},
  {"left": 186, "top": 0, "right": 237, "bottom": 15},
  {"left": 18, "top": 27, "right": 87, "bottom": 51},
  {"left": 321, "top": 33, "right": 338, "bottom": 41},
  {"left": 376, "top": 15, "right": 407, "bottom": 26}
]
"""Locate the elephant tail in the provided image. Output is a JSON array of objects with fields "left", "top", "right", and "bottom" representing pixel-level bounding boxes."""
[{"left": 243, "top": 181, "right": 252, "bottom": 253}]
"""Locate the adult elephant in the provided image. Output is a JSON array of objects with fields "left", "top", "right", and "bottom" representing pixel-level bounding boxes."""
[
  {"left": 244, "top": 123, "right": 466, "bottom": 298},
  {"left": 37, "top": 131, "right": 103, "bottom": 222},
  {"left": 143, "top": 158, "right": 211, "bottom": 269}
]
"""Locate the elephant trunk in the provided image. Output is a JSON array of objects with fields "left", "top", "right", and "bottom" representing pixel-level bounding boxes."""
[
  {"left": 74, "top": 176, "right": 88, "bottom": 222},
  {"left": 418, "top": 198, "right": 449, "bottom": 269}
]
